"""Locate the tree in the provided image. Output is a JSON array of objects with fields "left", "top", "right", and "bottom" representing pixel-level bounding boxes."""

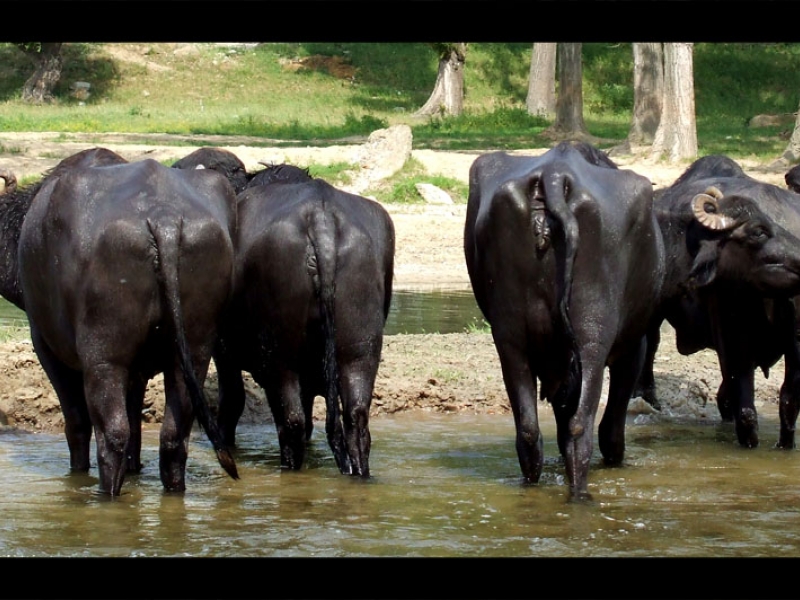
[
  {"left": 526, "top": 43, "right": 556, "bottom": 119},
  {"left": 778, "top": 103, "right": 800, "bottom": 164},
  {"left": 629, "top": 43, "right": 664, "bottom": 146},
  {"left": 415, "top": 43, "right": 467, "bottom": 118},
  {"left": 651, "top": 42, "right": 697, "bottom": 162},
  {"left": 543, "top": 43, "right": 595, "bottom": 142},
  {"left": 19, "top": 43, "right": 64, "bottom": 104}
]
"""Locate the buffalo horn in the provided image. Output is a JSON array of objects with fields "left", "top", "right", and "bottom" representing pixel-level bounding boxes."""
[{"left": 691, "top": 186, "right": 736, "bottom": 230}]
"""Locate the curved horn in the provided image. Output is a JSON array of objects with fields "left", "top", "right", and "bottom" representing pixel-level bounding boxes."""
[
  {"left": 0, "top": 168, "right": 17, "bottom": 194},
  {"left": 692, "top": 186, "right": 737, "bottom": 231}
]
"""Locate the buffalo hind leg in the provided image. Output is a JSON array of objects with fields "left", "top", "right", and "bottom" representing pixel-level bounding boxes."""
[
  {"left": 214, "top": 342, "right": 246, "bottom": 448},
  {"left": 32, "top": 335, "right": 92, "bottom": 473},
  {"left": 599, "top": 338, "right": 647, "bottom": 466},
  {"left": 496, "top": 343, "right": 543, "bottom": 484},
  {"left": 160, "top": 365, "right": 197, "bottom": 493},
  {"left": 565, "top": 361, "right": 605, "bottom": 502},
  {"left": 261, "top": 369, "right": 307, "bottom": 471},
  {"left": 83, "top": 363, "right": 131, "bottom": 496},
  {"left": 338, "top": 356, "right": 379, "bottom": 478},
  {"left": 125, "top": 372, "right": 147, "bottom": 473}
]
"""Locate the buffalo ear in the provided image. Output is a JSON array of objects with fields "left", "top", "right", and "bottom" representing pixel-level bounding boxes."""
[{"left": 688, "top": 240, "right": 720, "bottom": 288}]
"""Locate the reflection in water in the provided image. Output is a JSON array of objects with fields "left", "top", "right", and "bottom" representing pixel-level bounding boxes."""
[
  {"left": 0, "top": 290, "right": 483, "bottom": 336},
  {"left": 384, "top": 287, "right": 485, "bottom": 335},
  {"left": 0, "top": 407, "right": 799, "bottom": 557}
]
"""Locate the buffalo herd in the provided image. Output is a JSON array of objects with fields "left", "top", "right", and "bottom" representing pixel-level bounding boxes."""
[{"left": 0, "top": 140, "right": 799, "bottom": 502}]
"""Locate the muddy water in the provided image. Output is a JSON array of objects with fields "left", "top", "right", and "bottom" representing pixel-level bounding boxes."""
[
  {"left": 1, "top": 406, "right": 799, "bottom": 558},
  {"left": 1, "top": 290, "right": 799, "bottom": 561}
]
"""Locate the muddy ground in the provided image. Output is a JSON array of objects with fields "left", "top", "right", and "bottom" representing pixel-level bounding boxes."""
[{"left": 0, "top": 132, "right": 791, "bottom": 438}]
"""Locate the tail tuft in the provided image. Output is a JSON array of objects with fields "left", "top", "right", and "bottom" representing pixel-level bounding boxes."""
[{"left": 216, "top": 447, "right": 239, "bottom": 480}]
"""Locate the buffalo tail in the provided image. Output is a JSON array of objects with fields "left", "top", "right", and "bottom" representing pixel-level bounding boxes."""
[
  {"left": 308, "top": 204, "right": 350, "bottom": 473},
  {"left": 541, "top": 165, "right": 583, "bottom": 415},
  {"left": 148, "top": 218, "right": 239, "bottom": 481}
]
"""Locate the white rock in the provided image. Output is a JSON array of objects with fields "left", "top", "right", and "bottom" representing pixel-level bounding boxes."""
[{"left": 415, "top": 183, "right": 453, "bottom": 205}]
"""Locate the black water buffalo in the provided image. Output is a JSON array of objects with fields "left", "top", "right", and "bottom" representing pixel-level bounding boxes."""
[
  {"left": 0, "top": 148, "right": 239, "bottom": 495},
  {"left": 636, "top": 155, "right": 800, "bottom": 450},
  {"left": 213, "top": 164, "right": 395, "bottom": 477},
  {"left": 0, "top": 148, "right": 130, "bottom": 310},
  {"left": 172, "top": 147, "right": 252, "bottom": 194},
  {"left": 464, "top": 141, "right": 665, "bottom": 500}
]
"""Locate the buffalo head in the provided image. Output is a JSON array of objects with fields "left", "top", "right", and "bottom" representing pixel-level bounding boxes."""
[{"left": 690, "top": 185, "right": 800, "bottom": 294}]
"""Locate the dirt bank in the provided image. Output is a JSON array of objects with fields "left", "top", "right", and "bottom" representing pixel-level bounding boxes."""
[{"left": 0, "top": 133, "right": 789, "bottom": 439}]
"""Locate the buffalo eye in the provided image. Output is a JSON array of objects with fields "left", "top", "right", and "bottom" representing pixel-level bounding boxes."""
[{"left": 746, "top": 224, "right": 770, "bottom": 245}]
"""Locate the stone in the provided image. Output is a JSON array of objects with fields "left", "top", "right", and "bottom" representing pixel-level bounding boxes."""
[
  {"left": 415, "top": 183, "right": 453, "bottom": 205},
  {"left": 69, "top": 81, "right": 91, "bottom": 101},
  {"left": 343, "top": 124, "right": 413, "bottom": 194},
  {"left": 748, "top": 113, "right": 796, "bottom": 128}
]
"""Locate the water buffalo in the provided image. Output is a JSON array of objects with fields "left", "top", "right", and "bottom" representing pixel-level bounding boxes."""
[
  {"left": 213, "top": 164, "right": 395, "bottom": 477},
  {"left": 636, "top": 155, "right": 800, "bottom": 450},
  {"left": 464, "top": 141, "right": 665, "bottom": 500},
  {"left": 172, "top": 147, "right": 252, "bottom": 194},
  {"left": 0, "top": 148, "right": 239, "bottom": 496}
]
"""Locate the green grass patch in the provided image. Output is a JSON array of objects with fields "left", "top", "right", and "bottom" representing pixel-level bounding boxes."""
[
  {"left": 366, "top": 157, "right": 468, "bottom": 204},
  {"left": 0, "top": 325, "right": 30, "bottom": 344},
  {"left": 464, "top": 317, "right": 491, "bottom": 334},
  {"left": 0, "top": 42, "right": 797, "bottom": 160},
  {"left": 308, "top": 162, "right": 353, "bottom": 186}
]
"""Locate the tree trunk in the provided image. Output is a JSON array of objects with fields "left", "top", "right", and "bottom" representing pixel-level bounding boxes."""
[
  {"left": 21, "top": 43, "right": 63, "bottom": 104},
  {"left": 778, "top": 103, "right": 800, "bottom": 164},
  {"left": 651, "top": 43, "right": 697, "bottom": 162},
  {"left": 526, "top": 43, "right": 556, "bottom": 119},
  {"left": 416, "top": 43, "right": 467, "bottom": 117},
  {"left": 629, "top": 43, "right": 664, "bottom": 146},
  {"left": 543, "top": 43, "right": 594, "bottom": 141}
]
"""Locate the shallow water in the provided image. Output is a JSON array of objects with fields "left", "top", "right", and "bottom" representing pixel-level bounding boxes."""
[
  {"left": 384, "top": 287, "right": 484, "bottom": 334},
  {"left": 1, "top": 289, "right": 485, "bottom": 337},
  {"left": 1, "top": 406, "right": 799, "bottom": 558}
]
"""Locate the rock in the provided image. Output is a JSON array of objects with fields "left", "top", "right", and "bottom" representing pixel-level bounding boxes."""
[
  {"left": 69, "top": 81, "right": 91, "bottom": 101},
  {"left": 415, "top": 183, "right": 453, "bottom": 205},
  {"left": 360, "top": 124, "right": 412, "bottom": 178},
  {"left": 628, "top": 396, "right": 659, "bottom": 415},
  {"left": 748, "top": 113, "right": 796, "bottom": 128},
  {"left": 344, "top": 125, "right": 413, "bottom": 194}
]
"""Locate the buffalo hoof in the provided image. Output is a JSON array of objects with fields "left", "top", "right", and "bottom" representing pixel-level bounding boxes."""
[
  {"left": 634, "top": 386, "right": 661, "bottom": 411},
  {"left": 716, "top": 393, "right": 734, "bottom": 422},
  {"left": 735, "top": 409, "right": 759, "bottom": 448},
  {"left": 567, "top": 489, "right": 594, "bottom": 503},
  {"left": 776, "top": 429, "right": 796, "bottom": 449},
  {"left": 516, "top": 430, "right": 544, "bottom": 484}
]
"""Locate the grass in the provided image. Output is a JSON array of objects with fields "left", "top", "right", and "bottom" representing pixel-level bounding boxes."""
[
  {"left": 0, "top": 42, "right": 797, "bottom": 161},
  {"left": 464, "top": 317, "right": 491, "bottom": 334},
  {"left": 0, "top": 325, "right": 30, "bottom": 343},
  {"left": 307, "top": 162, "right": 353, "bottom": 187},
  {"left": 365, "top": 157, "right": 468, "bottom": 204}
]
